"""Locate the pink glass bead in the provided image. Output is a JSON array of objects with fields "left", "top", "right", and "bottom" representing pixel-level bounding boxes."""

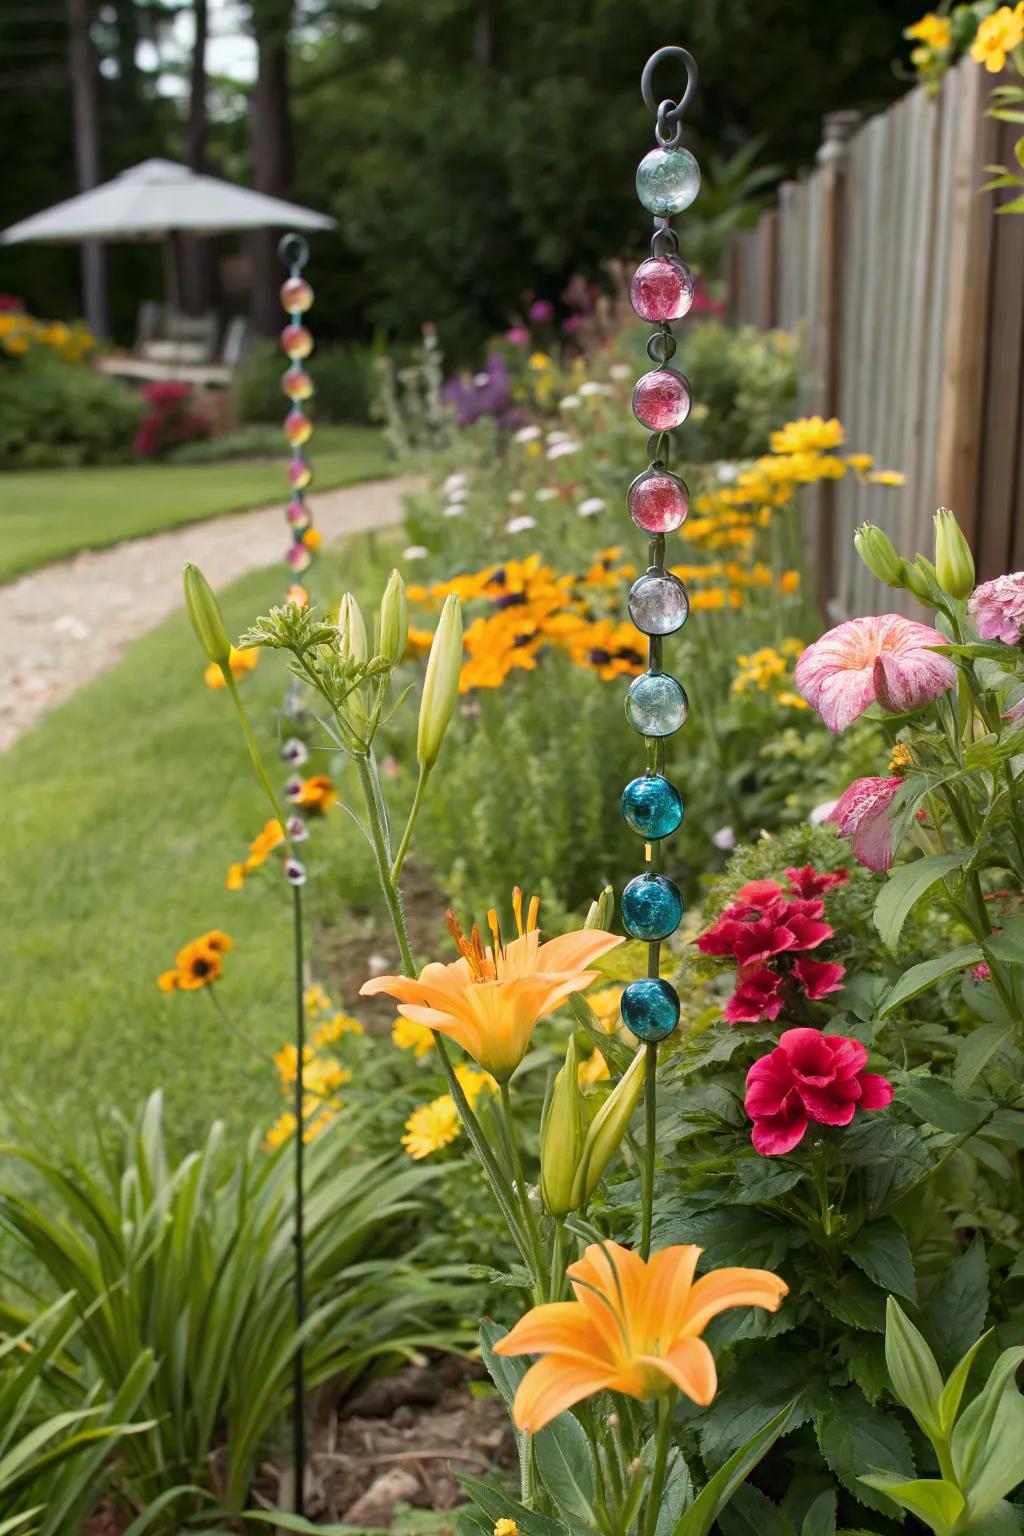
[
  {"left": 280, "top": 277, "right": 313, "bottom": 314},
  {"left": 630, "top": 257, "right": 695, "bottom": 323},
  {"left": 285, "top": 409, "right": 313, "bottom": 447},
  {"left": 282, "top": 367, "right": 313, "bottom": 401},
  {"left": 628, "top": 469, "right": 690, "bottom": 533},
  {"left": 289, "top": 460, "right": 313, "bottom": 490},
  {"left": 287, "top": 542, "right": 312, "bottom": 572},
  {"left": 632, "top": 368, "right": 691, "bottom": 431},
  {"left": 281, "top": 323, "right": 313, "bottom": 360},
  {"left": 286, "top": 499, "right": 310, "bottom": 529}
]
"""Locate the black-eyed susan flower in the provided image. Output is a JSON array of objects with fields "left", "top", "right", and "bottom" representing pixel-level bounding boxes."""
[
  {"left": 157, "top": 931, "right": 232, "bottom": 992},
  {"left": 285, "top": 774, "right": 338, "bottom": 813}
]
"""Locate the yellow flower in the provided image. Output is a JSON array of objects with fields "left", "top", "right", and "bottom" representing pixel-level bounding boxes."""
[
  {"left": 402, "top": 1095, "right": 461, "bottom": 1159},
  {"left": 971, "top": 4, "right": 1024, "bottom": 71},
  {"left": 905, "top": 12, "right": 951, "bottom": 50},
  {"left": 274, "top": 1042, "right": 315, "bottom": 1084},
  {"left": 302, "top": 527, "right": 321, "bottom": 551},
  {"left": 868, "top": 470, "right": 906, "bottom": 487},
  {"left": 587, "top": 987, "right": 623, "bottom": 1034},
  {"left": 226, "top": 862, "right": 246, "bottom": 891},
  {"left": 778, "top": 570, "right": 800, "bottom": 595},
  {"left": 528, "top": 352, "right": 551, "bottom": 370},
  {"left": 266, "top": 1112, "right": 298, "bottom": 1149},
  {"left": 288, "top": 774, "right": 338, "bottom": 813},
  {"left": 770, "top": 415, "right": 844, "bottom": 454},
  {"left": 157, "top": 930, "right": 232, "bottom": 993},
  {"left": 204, "top": 646, "right": 259, "bottom": 689},
  {"left": 303, "top": 984, "right": 332, "bottom": 1013},
  {"left": 846, "top": 452, "right": 874, "bottom": 472},
  {"left": 578, "top": 1048, "right": 610, "bottom": 1088},
  {"left": 690, "top": 589, "right": 726, "bottom": 611},
  {"left": 315, "top": 1011, "right": 364, "bottom": 1045},
  {"left": 494, "top": 1522, "right": 519, "bottom": 1536},
  {"left": 392, "top": 1016, "right": 436, "bottom": 1057},
  {"left": 455, "top": 1062, "right": 498, "bottom": 1105},
  {"left": 889, "top": 742, "right": 914, "bottom": 775},
  {"left": 777, "top": 691, "right": 810, "bottom": 710}
]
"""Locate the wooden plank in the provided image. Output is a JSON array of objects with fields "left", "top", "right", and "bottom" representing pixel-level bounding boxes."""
[
  {"left": 978, "top": 115, "right": 1024, "bottom": 578},
  {"left": 759, "top": 208, "right": 779, "bottom": 328}
]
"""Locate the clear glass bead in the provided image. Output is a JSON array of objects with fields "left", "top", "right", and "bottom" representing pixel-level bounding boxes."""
[
  {"left": 281, "top": 324, "right": 313, "bottom": 360},
  {"left": 625, "top": 672, "right": 689, "bottom": 737},
  {"left": 621, "top": 977, "right": 680, "bottom": 1042},
  {"left": 632, "top": 369, "right": 691, "bottom": 431},
  {"left": 620, "top": 774, "right": 683, "bottom": 839},
  {"left": 285, "top": 409, "right": 313, "bottom": 447},
  {"left": 621, "top": 873, "right": 683, "bottom": 942},
  {"left": 628, "top": 571, "right": 689, "bottom": 636},
  {"left": 628, "top": 469, "right": 689, "bottom": 534},
  {"left": 283, "top": 367, "right": 314, "bottom": 401},
  {"left": 630, "top": 257, "right": 695, "bottom": 322},
  {"left": 280, "top": 277, "right": 314, "bottom": 314},
  {"left": 636, "top": 147, "right": 701, "bottom": 216}
]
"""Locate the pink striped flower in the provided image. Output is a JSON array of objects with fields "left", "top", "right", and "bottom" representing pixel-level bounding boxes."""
[
  {"left": 969, "top": 573, "right": 1024, "bottom": 646},
  {"left": 745, "top": 1028, "right": 893, "bottom": 1156},
  {"left": 828, "top": 776, "right": 902, "bottom": 872},
  {"left": 795, "top": 615, "right": 956, "bottom": 733}
]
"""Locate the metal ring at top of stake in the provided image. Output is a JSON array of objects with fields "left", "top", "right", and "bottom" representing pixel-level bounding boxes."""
[
  {"left": 641, "top": 46, "right": 698, "bottom": 148},
  {"left": 278, "top": 232, "right": 310, "bottom": 271}
]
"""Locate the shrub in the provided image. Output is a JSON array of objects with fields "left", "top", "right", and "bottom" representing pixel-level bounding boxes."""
[
  {"left": 0, "top": 353, "right": 141, "bottom": 469},
  {"left": 233, "top": 335, "right": 376, "bottom": 425},
  {"left": 134, "top": 379, "right": 212, "bottom": 458}
]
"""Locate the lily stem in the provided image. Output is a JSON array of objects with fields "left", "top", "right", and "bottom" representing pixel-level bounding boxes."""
[
  {"left": 642, "top": 1393, "right": 675, "bottom": 1536},
  {"left": 640, "top": 1041, "right": 657, "bottom": 1261},
  {"left": 391, "top": 764, "right": 430, "bottom": 884},
  {"left": 499, "top": 1080, "right": 547, "bottom": 1298}
]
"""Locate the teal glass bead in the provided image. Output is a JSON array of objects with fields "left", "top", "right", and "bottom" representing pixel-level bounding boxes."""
[
  {"left": 621, "top": 977, "right": 680, "bottom": 1042},
  {"left": 625, "top": 672, "right": 689, "bottom": 737},
  {"left": 622, "top": 873, "right": 683, "bottom": 941},
  {"left": 636, "top": 147, "right": 701, "bottom": 216},
  {"left": 628, "top": 570, "right": 689, "bottom": 636},
  {"left": 620, "top": 774, "right": 683, "bottom": 839}
]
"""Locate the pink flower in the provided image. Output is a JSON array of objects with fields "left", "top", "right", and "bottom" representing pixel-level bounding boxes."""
[
  {"left": 725, "top": 968, "right": 786, "bottom": 1024},
  {"left": 786, "top": 865, "right": 849, "bottom": 899},
  {"left": 969, "top": 573, "right": 1024, "bottom": 646},
  {"left": 505, "top": 326, "right": 530, "bottom": 346},
  {"left": 744, "top": 1028, "right": 893, "bottom": 1155},
  {"left": 795, "top": 615, "right": 956, "bottom": 733},
  {"left": 1003, "top": 698, "right": 1024, "bottom": 723},
  {"left": 970, "top": 962, "right": 991, "bottom": 982},
  {"left": 527, "top": 299, "right": 554, "bottom": 324},
  {"left": 792, "top": 957, "right": 845, "bottom": 1000},
  {"left": 828, "top": 776, "right": 902, "bottom": 872}
]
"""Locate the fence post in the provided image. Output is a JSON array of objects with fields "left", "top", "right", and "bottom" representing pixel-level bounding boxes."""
[{"left": 812, "top": 110, "right": 860, "bottom": 617}]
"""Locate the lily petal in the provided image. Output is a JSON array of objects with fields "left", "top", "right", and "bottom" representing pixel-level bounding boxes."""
[
  {"left": 511, "top": 1353, "right": 617, "bottom": 1434},
  {"left": 641, "top": 1337, "right": 718, "bottom": 1405},
  {"left": 682, "top": 1267, "right": 789, "bottom": 1336}
]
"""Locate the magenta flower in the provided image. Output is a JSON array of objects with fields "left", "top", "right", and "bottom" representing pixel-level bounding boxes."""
[
  {"left": 745, "top": 1028, "right": 893, "bottom": 1155},
  {"left": 795, "top": 615, "right": 956, "bottom": 732},
  {"left": 505, "top": 326, "right": 530, "bottom": 346},
  {"left": 828, "top": 776, "right": 902, "bottom": 872},
  {"left": 792, "top": 957, "right": 846, "bottom": 1000},
  {"left": 725, "top": 968, "right": 786, "bottom": 1024},
  {"left": 969, "top": 573, "right": 1024, "bottom": 646},
  {"left": 527, "top": 298, "right": 554, "bottom": 324}
]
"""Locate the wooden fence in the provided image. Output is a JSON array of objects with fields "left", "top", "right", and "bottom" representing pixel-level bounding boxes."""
[{"left": 725, "top": 54, "right": 1024, "bottom": 619}]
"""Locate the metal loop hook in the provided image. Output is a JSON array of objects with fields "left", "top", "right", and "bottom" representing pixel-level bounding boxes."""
[
  {"left": 641, "top": 45, "right": 698, "bottom": 131},
  {"left": 278, "top": 232, "right": 310, "bottom": 271}
]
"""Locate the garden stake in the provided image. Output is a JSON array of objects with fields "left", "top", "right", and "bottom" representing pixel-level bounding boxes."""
[
  {"left": 279, "top": 233, "right": 319, "bottom": 582},
  {"left": 621, "top": 46, "right": 701, "bottom": 1259}
]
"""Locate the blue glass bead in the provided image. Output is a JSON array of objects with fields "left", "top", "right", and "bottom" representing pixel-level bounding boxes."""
[
  {"left": 621, "top": 977, "right": 680, "bottom": 1042},
  {"left": 628, "top": 571, "right": 689, "bottom": 636},
  {"left": 620, "top": 774, "right": 683, "bottom": 839},
  {"left": 636, "top": 147, "right": 701, "bottom": 216},
  {"left": 625, "top": 672, "right": 689, "bottom": 737},
  {"left": 621, "top": 873, "right": 683, "bottom": 941}
]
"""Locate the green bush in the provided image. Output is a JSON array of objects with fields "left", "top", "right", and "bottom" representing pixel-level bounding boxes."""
[
  {"left": 0, "top": 355, "right": 141, "bottom": 469},
  {"left": 233, "top": 336, "right": 376, "bottom": 426}
]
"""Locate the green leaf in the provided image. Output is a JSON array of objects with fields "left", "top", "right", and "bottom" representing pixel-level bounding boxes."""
[
  {"left": 455, "top": 1475, "right": 567, "bottom": 1536},
  {"left": 856, "top": 1476, "right": 964, "bottom": 1533},
  {"left": 997, "top": 191, "right": 1024, "bottom": 210},
  {"left": 534, "top": 1411, "right": 597, "bottom": 1526},
  {"left": 847, "top": 1219, "right": 916, "bottom": 1302},
  {"left": 728, "top": 1161, "right": 804, "bottom": 1205},
  {"left": 800, "top": 1490, "right": 837, "bottom": 1536},
  {"left": 654, "top": 1450, "right": 693, "bottom": 1536},
  {"left": 810, "top": 1271, "right": 887, "bottom": 1333},
  {"left": 954, "top": 1023, "right": 1014, "bottom": 1092},
  {"left": 815, "top": 1392, "right": 916, "bottom": 1514},
  {"left": 951, "top": 1347, "right": 1024, "bottom": 1520},
  {"left": 673, "top": 1401, "right": 796, "bottom": 1536},
  {"left": 884, "top": 1298, "right": 943, "bottom": 1438},
  {"left": 982, "top": 931, "right": 1024, "bottom": 965},
  {"left": 717, "top": 1483, "right": 796, "bottom": 1536},
  {"left": 899, "top": 1077, "right": 991, "bottom": 1134},
  {"left": 873, "top": 848, "right": 979, "bottom": 953},
  {"left": 879, "top": 947, "right": 983, "bottom": 1016},
  {"left": 938, "top": 1333, "right": 991, "bottom": 1435},
  {"left": 923, "top": 1238, "right": 989, "bottom": 1372}
]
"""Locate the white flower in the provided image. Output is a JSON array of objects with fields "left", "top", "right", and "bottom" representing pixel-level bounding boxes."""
[
  {"left": 810, "top": 799, "right": 839, "bottom": 825},
  {"left": 559, "top": 394, "right": 582, "bottom": 410},
  {"left": 286, "top": 815, "right": 309, "bottom": 842},
  {"left": 403, "top": 545, "right": 428, "bottom": 560},
  {"left": 284, "top": 857, "right": 307, "bottom": 886},
  {"left": 473, "top": 371, "right": 490, "bottom": 387},
  {"left": 547, "top": 440, "right": 580, "bottom": 460},
  {"left": 536, "top": 487, "right": 558, "bottom": 503},
  {"left": 442, "top": 504, "right": 464, "bottom": 518},
  {"left": 610, "top": 362, "right": 630, "bottom": 380},
  {"left": 716, "top": 462, "right": 739, "bottom": 484},
  {"left": 506, "top": 515, "right": 537, "bottom": 534},
  {"left": 367, "top": 953, "right": 389, "bottom": 976},
  {"left": 443, "top": 472, "right": 467, "bottom": 495},
  {"left": 712, "top": 826, "right": 736, "bottom": 851},
  {"left": 579, "top": 381, "right": 610, "bottom": 397},
  {"left": 578, "top": 497, "right": 606, "bottom": 517},
  {"left": 514, "top": 425, "right": 541, "bottom": 443},
  {"left": 446, "top": 485, "right": 468, "bottom": 503},
  {"left": 545, "top": 430, "right": 571, "bottom": 446},
  {"left": 508, "top": 490, "right": 526, "bottom": 504},
  {"left": 281, "top": 737, "right": 309, "bottom": 766}
]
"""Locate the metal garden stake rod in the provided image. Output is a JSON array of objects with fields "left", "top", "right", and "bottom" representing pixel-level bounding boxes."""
[{"left": 618, "top": 47, "right": 701, "bottom": 1259}]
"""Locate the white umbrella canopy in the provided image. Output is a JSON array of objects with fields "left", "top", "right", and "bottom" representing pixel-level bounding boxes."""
[{"left": 0, "top": 159, "right": 335, "bottom": 244}]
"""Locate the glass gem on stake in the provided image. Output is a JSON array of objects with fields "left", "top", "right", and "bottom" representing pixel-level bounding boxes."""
[
  {"left": 281, "top": 324, "right": 313, "bottom": 360},
  {"left": 283, "top": 368, "right": 314, "bottom": 401},
  {"left": 621, "top": 873, "right": 683, "bottom": 941},
  {"left": 635, "top": 146, "right": 701, "bottom": 215},
  {"left": 627, "top": 468, "right": 689, "bottom": 533},
  {"left": 621, "top": 976, "right": 680, "bottom": 1042},
  {"left": 624, "top": 672, "right": 689, "bottom": 737},
  {"left": 632, "top": 368, "right": 692, "bottom": 431},
  {"left": 620, "top": 774, "right": 683, "bottom": 839},
  {"left": 280, "top": 276, "right": 314, "bottom": 313},
  {"left": 628, "top": 570, "right": 689, "bottom": 635},
  {"left": 630, "top": 256, "right": 695, "bottom": 322},
  {"left": 285, "top": 410, "right": 313, "bottom": 447}
]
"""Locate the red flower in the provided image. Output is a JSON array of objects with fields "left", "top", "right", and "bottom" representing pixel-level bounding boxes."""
[
  {"left": 792, "top": 957, "right": 845, "bottom": 1000},
  {"left": 744, "top": 1028, "right": 893, "bottom": 1156},
  {"left": 725, "top": 968, "right": 786, "bottom": 1024},
  {"left": 785, "top": 865, "right": 849, "bottom": 899}
]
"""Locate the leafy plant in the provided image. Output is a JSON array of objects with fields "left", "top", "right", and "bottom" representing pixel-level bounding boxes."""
[{"left": 0, "top": 352, "right": 141, "bottom": 469}]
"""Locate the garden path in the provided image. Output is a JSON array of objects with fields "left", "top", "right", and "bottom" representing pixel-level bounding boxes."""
[{"left": 0, "top": 476, "right": 410, "bottom": 751}]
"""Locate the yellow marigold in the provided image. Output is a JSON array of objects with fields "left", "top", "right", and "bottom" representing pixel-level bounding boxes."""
[
  {"left": 304, "top": 984, "right": 332, "bottom": 1014},
  {"left": 906, "top": 11, "right": 952, "bottom": 49},
  {"left": 777, "top": 691, "right": 810, "bottom": 710},
  {"left": 266, "top": 1112, "right": 297, "bottom": 1149},
  {"left": 971, "top": 4, "right": 1024, "bottom": 70},
  {"left": 392, "top": 1016, "right": 436, "bottom": 1057},
  {"left": 778, "top": 569, "right": 801, "bottom": 595},
  {"left": 455, "top": 1063, "right": 498, "bottom": 1105},
  {"left": 494, "top": 1522, "right": 519, "bottom": 1536},
  {"left": 846, "top": 452, "right": 874, "bottom": 472},
  {"left": 770, "top": 415, "right": 844, "bottom": 454},
  {"left": 402, "top": 1095, "right": 461, "bottom": 1159},
  {"left": 303, "top": 1056, "right": 351, "bottom": 1099},
  {"left": 226, "top": 862, "right": 246, "bottom": 891},
  {"left": 315, "top": 1011, "right": 364, "bottom": 1045},
  {"left": 274, "top": 1042, "right": 315, "bottom": 1084},
  {"left": 691, "top": 588, "right": 726, "bottom": 610},
  {"left": 578, "top": 1048, "right": 610, "bottom": 1088},
  {"left": 868, "top": 470, "right": 907, "bottom": 487},
  {"left": 889, "top": 742, "right": 914, "bottom": 775},
  {"left": 204, "top": 646, "right": 258, "bottom": 689},
  {"left": 528, "top": 352, "right": 551, "bottom": 370}
]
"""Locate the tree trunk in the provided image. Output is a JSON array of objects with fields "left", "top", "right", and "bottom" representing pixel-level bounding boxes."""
[
  {"left": 248, "top": 0, "right": 294, "bottom": 335},
  {"left": 65, "top": 0, "right": 108, "bottom": 337},
  {"left": 180, "top": 0, "right": 216, "bottom": 314}
]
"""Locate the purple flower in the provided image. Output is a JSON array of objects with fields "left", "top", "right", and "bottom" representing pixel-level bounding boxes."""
[
  {"left": 527, "top": 299, "right": 554, "bottom": 324},
  {"left": 443, "top": 352, "right": 512, "bottom": 428},
  {"left": 561, "top": 315, "right": 583, "bottom": 334},
  {"left": 969, "top": 573, "right": 1024, "bottom": 646}
]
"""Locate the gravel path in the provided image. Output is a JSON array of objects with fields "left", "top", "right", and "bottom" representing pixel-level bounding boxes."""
[{"left": 0, "top": 477, "right": 410, "bottom": 751}]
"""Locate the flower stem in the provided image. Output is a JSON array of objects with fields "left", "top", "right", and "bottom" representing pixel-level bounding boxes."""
[
  {"left": 291, "top": 882, "right": 307, "bottom": 1518},
  {"left": 391, "top": 764, "right": 431, "bottom": 884},
  {"left": 206, "top": 984, "right": 270, "bottom": 1064},
  {"left": 499, "top": 1080, "right": 547, "bottom": 1298},
  {"left": 640, "top": 1041, "right": 657, "bottom": 1261},
  {"left": 224, "top": 672, "right": 288, "bottom": 834},
  {"left": 642, "top": 1393, "right": 675, "bottom": 1536}
]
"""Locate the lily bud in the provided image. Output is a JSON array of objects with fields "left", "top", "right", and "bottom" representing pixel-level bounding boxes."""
[
  {"left": 570, "top": 1046, "right": 647, "bottom": 1210},
  {"left": 933, "top": 507, "right": 975, "bottom": 600},
  {"left": 904, "top": 554, "right": 939, "bottom": 606},
  {"left": 378, "top": 569, "right": 408, "bottom": 667},
  {"left": 540, "top": 1038, "right": 585, "bottom": 1218},
  {"left": 417, "top": 594, "right": 463, "bottom": 769},
  {"left": 854, "top": 523, "right": 905, "bottom": 588},
  {"left": 338, "top": 593, "right": 368, "bottom": 665},
  {"left": 584, "top": 887, "right": 615, "bottom": 931},
  {"left": 183, "top": 563, "right": 232, "bottom": 667}
]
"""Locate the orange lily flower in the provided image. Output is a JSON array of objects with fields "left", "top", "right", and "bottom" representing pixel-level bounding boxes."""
[
  {"left": 359, "top": 889, "right": 622, "bottom": 1080},
  {"left": 493, "top": 1240, "right": 788, "bottom": 1432}
]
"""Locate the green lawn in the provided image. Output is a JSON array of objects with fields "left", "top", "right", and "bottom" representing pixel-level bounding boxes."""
[
  {"left": 0, "top": 532, "right": 405, "bottom": 1151},
  {"left": 0, "top": 425, "right": 390, "bottom": 582}
]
